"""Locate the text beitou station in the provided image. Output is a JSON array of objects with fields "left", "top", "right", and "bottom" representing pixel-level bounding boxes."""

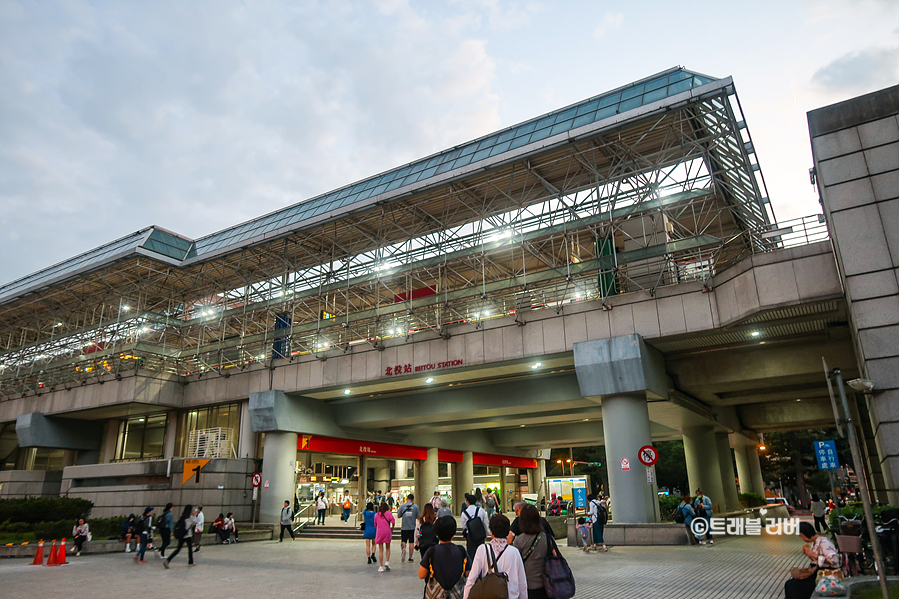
[{"left": 1, "top": 68, "right": 897, "bottom": 529}]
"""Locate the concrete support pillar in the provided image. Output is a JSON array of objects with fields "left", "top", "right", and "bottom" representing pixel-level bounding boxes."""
[
  {"left": 413, "top": 460, "right": 422, "bottom": 502},
  {"left": 454, "top": 451, "right": 474, "bottom": 515},
  {"left": 734, "top": 444, "right": 752, "bottom": 495},
  {"left": 683, "top": 426, "right": 727, "bottom": 512},
  {"left": 537, "top": 460, "right": 547, "bottom": 508},
  {"left": 374, "top": 466, "right": 391, "bottom": 496},
  {"left": 358, "top": 455, "right": 368, "bottom": 506},
  {"left": 163, "top": 411, "right": 178, "bottom": 459},
  {"left": 715, "top": 433, "right": 741, "bottom": 512},
  {"left": 396, "top": 460, "right": 408, "bottom": 481},
  {"left": 420, "top": 448, "right": 439, "bottom": 500},
  {"left": 102, "top": 420, "right": 119, "bottom": 463},
  {"left": 527, "top": 468, "right": 537, "bottom": 497},
  {"left": 259, "top": 431, "right": 297, "bottom": 525},
  {"left": 601, "top": 393, "right": 659, "bottom": 523},
  {"left": 237, "top": 400, "right": 255, "bottom": 459},
  {"left": 746, "top": 444, "right": 766, "bottom": 496},
  {"left": 62, "top": 449, "right": 78, "bottom": 468}
]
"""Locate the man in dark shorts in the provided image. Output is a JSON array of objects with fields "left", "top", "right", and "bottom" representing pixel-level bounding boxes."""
[
  {"left": 419, "top": 516, "right": 467, "bottom": 595},
  {"left": 397, "top": 493, "right": 420, "bottom": 563}
]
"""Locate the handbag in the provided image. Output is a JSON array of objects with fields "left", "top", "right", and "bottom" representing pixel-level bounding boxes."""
[
  {"left": 468, "top": 545, "right": 509, "bottom": 599},
  {"left": 814, "top": 569, "right": 846, "bottom": 596},
  {"left": 790, "top": 565, "right": 817, "bottom": 580},
  {"left": 544, "top": 534, "right": 576, "bottom": 599}
]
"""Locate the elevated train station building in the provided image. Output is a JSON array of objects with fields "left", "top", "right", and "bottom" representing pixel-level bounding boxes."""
[{"left": 1, "top": 68, "right": 896, "bottom": 525}]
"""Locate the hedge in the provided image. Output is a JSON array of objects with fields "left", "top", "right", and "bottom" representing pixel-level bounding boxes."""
[
  {"left": 739, "top": 492, "right": 766, "bottom": 507},
  {"left": 0, "top": 497, "right": 93, "bottom": 524},
  {"left": 659, "top": 495, "right": 681, "bottom": 522},
  {"left": 0, "top": 517, "right": 128, "bottom": 542}
]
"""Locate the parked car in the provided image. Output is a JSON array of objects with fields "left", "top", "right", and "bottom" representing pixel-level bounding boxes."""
[{"left": 765, "top": 497, "right": 796, "bottom": 515}]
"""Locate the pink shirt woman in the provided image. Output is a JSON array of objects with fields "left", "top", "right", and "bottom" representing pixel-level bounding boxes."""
[{"left": 374, "top": 503, "right": 396, "bottom": 572}]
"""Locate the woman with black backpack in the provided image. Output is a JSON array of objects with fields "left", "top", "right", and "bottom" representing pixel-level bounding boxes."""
[
  {"left": 163, "top": 505, "right": 198, "bottom": 568},
  {"left": 414, "top": 503, "right": 438, "bottom": 559}
]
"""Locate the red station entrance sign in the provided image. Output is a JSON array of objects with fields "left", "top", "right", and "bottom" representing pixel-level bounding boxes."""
[{"left": 296, "top": 435, "right": 537, "bottom": 469}]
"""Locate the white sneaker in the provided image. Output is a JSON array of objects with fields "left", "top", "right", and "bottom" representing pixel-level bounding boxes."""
[
  {"left": 385, "top": 562, "right": 390, "bottom": 571},
  {"left": 125, "top": 546, "right": 131, "bottom": 553},
  {"left": 378, "top": 566, "right": 385, "bottom": 572}
]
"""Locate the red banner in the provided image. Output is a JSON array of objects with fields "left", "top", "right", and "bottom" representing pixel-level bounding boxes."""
[
  {"left": 438, "top": 450, "right": 536, "bottom": 469},
  {"left": 299, "top": 435, "right": 427, "bottom": 460}
]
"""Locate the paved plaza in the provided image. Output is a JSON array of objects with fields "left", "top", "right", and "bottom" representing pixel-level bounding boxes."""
[{"left": 1, "top": 530, "right": 807, "bottom": 599}]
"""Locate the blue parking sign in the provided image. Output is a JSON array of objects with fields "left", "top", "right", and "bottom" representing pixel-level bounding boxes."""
[
  {"left": 573, "top": 487, "right": 587, "bottom": 508},
  {"left": 814, "top": 440, "right": 840, "bottom": 470}
]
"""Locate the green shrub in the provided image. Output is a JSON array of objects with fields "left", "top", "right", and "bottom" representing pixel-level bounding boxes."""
[
  {"left": 0, "top": 497, "right": 93, "bottom": 524},
  {"left": 739, "top": 493, "right": 766, "bottom": 507},
  {"left": 828, "top": 502, "right": 899, "bottom": 531},
  {"left": 0, "top": 515, "right": 127, "bottom": 542},
  {"left": 659, "top": 495, "right": 682, "bottom": 522}
]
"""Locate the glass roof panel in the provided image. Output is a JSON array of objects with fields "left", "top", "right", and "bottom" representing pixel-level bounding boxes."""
[{"left": 3, "top": 68, "right": 725, "bottom": 295}]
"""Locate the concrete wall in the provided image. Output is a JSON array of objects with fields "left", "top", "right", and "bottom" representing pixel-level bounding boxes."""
[
  {"left": 0, "top": 470, "right": 63, "bottom": 498},
  {"left": 809, "top": 84, "right": 899, "bottom": 502},
  {"left": 61, "top": 458, "right": 256, "bottom": 520}
]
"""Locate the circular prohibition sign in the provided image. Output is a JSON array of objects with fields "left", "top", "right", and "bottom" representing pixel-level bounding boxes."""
[
  {"left": 252, "top": 472, "right": 262, "bottom": 488},
  {"left": 638, "top": 445, "right": 659, "bottom": 467}
]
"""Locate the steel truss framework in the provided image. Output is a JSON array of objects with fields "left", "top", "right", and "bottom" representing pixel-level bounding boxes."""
[{"left": 0, "top": 71, "right": 826, "bottom": 400}]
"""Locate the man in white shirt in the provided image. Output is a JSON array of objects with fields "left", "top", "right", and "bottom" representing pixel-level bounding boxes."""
[{"left": 461, "top": 493, "right": 490, "bottom": 560}]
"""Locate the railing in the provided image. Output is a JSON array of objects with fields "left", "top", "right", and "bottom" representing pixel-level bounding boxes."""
[
  {"left": 760, "top": 213, "right": 829, "bottom": 249},
  {"left": 292, "top": 502, "right": 316, "bottom": 532}
]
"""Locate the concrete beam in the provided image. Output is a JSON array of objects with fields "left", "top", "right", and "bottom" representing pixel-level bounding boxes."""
[
  {"left": 248, "top": 390, "right": 343, "bottom": 436},
  {"left": 15, "top": 413, "right": 103, "bottom": 450},
  {"left": 737, "top": 399, "right": 837, "bottom": 432},
  {"left": 574, "top": 335, "right": 668, "bottom": 400}
]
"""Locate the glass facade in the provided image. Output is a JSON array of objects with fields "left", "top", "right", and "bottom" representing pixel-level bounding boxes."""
[
  {"left": 114, "top": 414, "right": 168, "bottom": 461},
  {"left": 176, "top": 402, "right": 241, "bottom": 457}
]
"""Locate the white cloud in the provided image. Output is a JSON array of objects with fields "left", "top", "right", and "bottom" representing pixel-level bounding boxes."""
[
  {"left": 594, "top": 12, "right": 623, "bottom": 39},
  {"left": 811, "top": 46, "right": 899, "bottom": 96}
]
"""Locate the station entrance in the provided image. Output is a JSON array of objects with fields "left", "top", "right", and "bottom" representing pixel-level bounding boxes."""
[{"left": 291, "top": 435, "right": 538, "bottom": 519}]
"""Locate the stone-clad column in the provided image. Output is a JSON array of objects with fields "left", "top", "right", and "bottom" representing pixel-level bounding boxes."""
[
  {"left": 683, "top": 425, "right": 726, "bottom": 512},
  {"left": 259, "top": 431, "right": 298, "bottom": 524},
  {"left": 715, "top": 433, "right": 741, "bottom": 512}
]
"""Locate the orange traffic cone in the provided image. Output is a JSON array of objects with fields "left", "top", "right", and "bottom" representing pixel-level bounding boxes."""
[
  {"left": 56, "top": 538, "right": 67, "bottom": 564},
  {"left": 30, "top": 540, "right": 45, "bottom": 565},
  {"left": 45, "top": 540, "right": 59, "bottom": 566}
]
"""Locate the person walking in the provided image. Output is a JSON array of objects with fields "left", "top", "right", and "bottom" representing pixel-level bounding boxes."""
[
  {"left": 192, "top": 506, "right": 205, "bottom": 553},
  {"left": 374, "top": 501, "right": 396, "bottom": 572},
  {"left": 414, "top": 503, "right": 438, "bottom": 559},
  {"left": 133, "top": 506, "right": 154, "bottom": 564},
  {"left": 461, "top": 493, "right": 489, "bottom": 561},
  {"left": 437, "top": 499, "right": 453, "bottom": 519},
  {"left": 510, "top": 500, "right": 555, "bottom": 539},
  {"left": 511, "top": 504, "right": 551, "bottom": 599},
  {"left": 280, "top": 500, "right": 296, "bottom": 542},
  {"left": 316, "top": 491, "right": 329, "bottom": 525},
  {"left": 158, "top": 503, "right": 173, "bottom": 559},
  {"left": 72, "top": 518, "right": 90, "bottom": 557},
  {"left": 463, "top": 513, "right": 527, "bottom": 599},
  {"left": 485, "top": 490, "right": 498, "bottom": 517},
  {"left": 362, "top": 501, "right": 377, "bottom": 564},
  {"left": 810, "top": 494, "right": 828, "bottom": 533},
  {"left": 418, "top": 516, "right": 468, "bottom": 597},
  {"left": 430, "top": 491, "right": 442, "bottom": 511},
  {"left": 398, "top": 493, "right": 421, "bottom": 563},
  {"left": 163, "top": 505, "right": 197, "bottom": 568},
  {"left": 588, "top": 494, "right": 609, "bottom": 551},
  {"left": 693, "top": 489, "right": 714, "bottom": 545},
  {"left": 341, "top": 493, "right": 354, "bottom": 523}
]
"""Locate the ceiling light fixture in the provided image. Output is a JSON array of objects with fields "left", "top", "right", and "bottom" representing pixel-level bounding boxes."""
[
  {"left": 343, "top": 389, "right": 351, "bottom": 395},
  {"left": 750, "top": 331, "right": 761, "bottom": 337},
  {"left": 531, "top": 362, "right": 542, "bottom": 369},
  {"left": 425, "top": 378, "right": 434, "bottom": 384}
]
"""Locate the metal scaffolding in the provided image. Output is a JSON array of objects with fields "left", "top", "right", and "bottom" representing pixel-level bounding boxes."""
[{"left": 0, "top": 67, "right": 827, "bottom": 400}]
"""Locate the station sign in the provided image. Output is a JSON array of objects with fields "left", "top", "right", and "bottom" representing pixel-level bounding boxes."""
[
  {"left": 385, "top": 358, "right": 464, "bottom": 377},
  {"left": 182, "top": 459, "right": 211, "bottom": 485}
]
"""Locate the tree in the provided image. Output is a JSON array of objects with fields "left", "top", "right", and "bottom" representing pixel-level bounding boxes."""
[
  {"left": 653, "top": 440, "right": 689, "bottom": 495},
  {"left": 759, "top": 428, "right": 849, "bottom": 507}
]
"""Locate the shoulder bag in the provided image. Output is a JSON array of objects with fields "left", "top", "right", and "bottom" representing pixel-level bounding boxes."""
[
  {"left": 543, "top": 534, "right": 575, "bottom": 599},
  {"left": 521, "top": 533, "right": 543, "bottom": 561},
  {"left": 789, "top": 565, "right": 817, "bottom": 580},
  {"left": 468, "top": 545, "right": 509, "bottom": 599}
]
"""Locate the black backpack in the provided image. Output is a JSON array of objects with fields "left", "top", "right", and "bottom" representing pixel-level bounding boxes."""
[
  {"left": 674, "top": 505, "right": 686, "bottom": 524},
  {"left": 592, "top": 501, "right": 608, "bottom": 525},
  {"left": 174, "top": 517, "right": 187, "bottom": 540},
  {"left": 418, "top": 522, "right": 437, "bottom": 551},
  {"left": 135, "top": 516, "right": 149, "bottom": 535},
  {"left": 465, "top": 507, "right": 486, "bottom": 540}
]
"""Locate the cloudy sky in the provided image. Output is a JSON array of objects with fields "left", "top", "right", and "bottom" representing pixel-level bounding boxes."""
[{"left": 1, "top": 0, "right": 897, "bottom": 285}]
